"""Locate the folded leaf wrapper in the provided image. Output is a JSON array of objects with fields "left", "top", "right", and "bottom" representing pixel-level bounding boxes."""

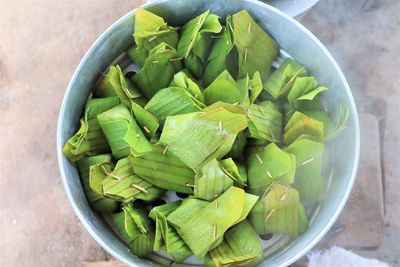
[
  {"left": 204, "top": 70, "right": 240, "bottom": 105},
  {"left": 247, "top": 101, "right": 282, "bottom": 143},
  {"left": 130, "top": 143, "right": 195, "bottom": 194},
  {"left": 63, "top": 96, "right": 122, "bottom": 161},
  {"left": 170, "top": 70, "right": 204, "bottom": 103},
  {"left": 160, "top": 107, "right": 248, "bottom": 169},
  {"left": 171, "top": 187, "right": 258, "bottom": 257},
  {"left": 129, "top": 8, "right": 179, "bottom": 67},
  {"left": 130, "top": 101, "right": 159, "bottom": 138},
  {"left": 178, "top": 10, "right": 222, "bottom": 78},
  {"left": 284, "top": 111, "right": 324, "bottom": 145},
  {"left": 203, "top": 15, "right": 236, "bottom": 86},
  {"left": 286, "top": 135, "right": 325, "bottom": 201},
  {"left": 194, "top": 159, "right": 234, "bottom": 201},
  {"left": 145, "top": 87, "right": 204, "bottom": 125},
  {"left": 97, "top": 105, "right": 152, "bottom": 159},
  {"left": 248, "top": 184, "right": 305, "bottom": 236},
  {"left": 101, "top": 157, "right": 165, "bottom": 202},
  {"left": 265, "top": 58, "right": 307, "bottom": 99},
  {"left": 112, "top": 204, "right": 155, "bottom": 257},
  {"left": 149, "top": 202, "right": 193, "bottom": 262},
  {"left": 205, "top": 220, "right": 263, "bottom": 267},
  {"left": 232, "top": 10, "right": 278, "bottom": 80},
  {"left": 132, "top": 43, "right": 183, "bottom": 99},
  {"left": 247, "top": 143, "right": 296, "bottom": 195},
  {"left": 77, "top": 154, "right": 118, "bottom": 212}
]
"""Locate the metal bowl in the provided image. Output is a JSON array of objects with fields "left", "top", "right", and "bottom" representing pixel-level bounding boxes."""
[{"left": 57, "top": 0, "right": 360, "bottom": 266}]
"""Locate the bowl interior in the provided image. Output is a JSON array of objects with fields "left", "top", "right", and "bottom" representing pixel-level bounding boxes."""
[{"left": 57, "top": 0, "right": 359, "bottom": 266}]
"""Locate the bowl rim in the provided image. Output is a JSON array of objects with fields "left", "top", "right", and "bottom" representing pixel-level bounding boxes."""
[{"left": 57, "top": 0, "right": 360, "bottom": 266}]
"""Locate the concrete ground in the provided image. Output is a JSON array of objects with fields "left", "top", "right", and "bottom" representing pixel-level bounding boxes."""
[{"left": 0, "top": 0, "right": 398, "bottom": 266}]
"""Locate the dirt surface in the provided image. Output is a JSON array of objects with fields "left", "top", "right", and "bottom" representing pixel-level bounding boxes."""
[{"left": 0, "top": 0, "right": 399, "bottom": 266}]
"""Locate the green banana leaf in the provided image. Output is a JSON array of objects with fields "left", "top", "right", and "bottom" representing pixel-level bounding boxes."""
[
  {"left": 237, "top": 163, "right": 248, "bottom": 185},
  {"left": 167, "top": 197, "right": 210, "bottom": 229},
  {"left": 63, "top": 117, "right": 110, "bottom": 162},
  {"left": 173, "top": 187, "right": 258, "bottom": 257},
  {"left": 304, "top": 106, "right": 349, "bottom": 141},
  {"left": 97, "top": 105, "right": 153, "bottom": 159},
  {"left": 77, "top": 154, "right": 118, "bottom": 213},
  {"left": 130, "top": 143, "right": 195, "bottom": 194},
  {"left": 203, "top": 15, "right": 236, "bottom": 87},
  {"left": 194, "top": 159, "right": 234, "bottom": 201},
  {"left": 170, "top": 70, "right": 204, "bottom": 103},
  {"left": 144, "top": 87, "right": 204, "bottom": 125},
  {"left": 149, "top": 202, "right": 193, "bottom": 262},
  {"left": 63, "top": 96, "right": 120, "bottom": 161},
  {"left": 93, "top": 66, "right": 143, "bottom": 105},
  {"left": 265, "top": 58, "right": 307, "bottom": 99},
  {"left": 226, "top": 132, "right": 247, "bottom": 160},
  {"left": 112, "top": 204, "right": 155, "bottom": 257},
  {"left": 284, "top": 111, "right": 324, "bottom": 145},
  {"left": 204, "top": 70, "right": 241, "bottom": 105},
  {"left": 129, "top": 8, "right": 179, "bottom": 67},
  {"left": 232, "top": 10, "right": 278, "bottom": 80},
  {"left": 287, "top": 76, "right": 327, "bottom": 109},
  {"left": 219, "top": 158, "right": 246, "bottom": 187},
  {"left": 132, "top": 43, "right": 183, "bottom": 99},
  {"left": 247, "top": 101, "right": 282, "bottom": 143},
  {"left": 101, "top": 157, "right": 165, "bottom": 203},
  {"left": 205, "top": 220, "right": 263, "bottom": 267},
  {"left": 286, "top": 134, "right": 325, "bottom": 201},
  {"left": 202, "top": 101, "right": 246, "bottom": 114},
  {"left": 247, "top": 143, "right": 296, "bottom": 196},
  {"left": 160, "top": 106, "right": 248, "bottom": 169},
  {"left": 84, "top": 96, "right": 121, "bottom": 119},
  {"left": 177, "top": 10, "right": 222, "bottom": 78},
  {"left": 236, "top": 71, "right": 263, "bottom": 106},
  {"left": 131, "top": 101, "right": 159, "bottom": 138},
  {"left": 248, "top": 184, "right": 304, "bottom": 236}
]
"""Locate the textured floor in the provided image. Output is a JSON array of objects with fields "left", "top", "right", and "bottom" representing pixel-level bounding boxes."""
[{"left": 0, "top": 0, "right": 399, "bottom": 266}]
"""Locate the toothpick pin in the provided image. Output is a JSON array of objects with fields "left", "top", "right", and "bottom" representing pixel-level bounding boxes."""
[
  {"left": 256, "top": 154, "right": 263, "bottom": 164},
  {"left": 265, "top": 209, "right": 276, "bottom": 221},
  {"left": 302, "top": 157, "right": 315, "bottom": 165},
  {"left": 131, "top": 184, "right": 148, "bottom": 193}
]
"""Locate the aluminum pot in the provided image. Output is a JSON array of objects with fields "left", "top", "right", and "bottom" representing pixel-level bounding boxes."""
[{"left": 57, "top": 0, "right": 360, "bottom": 266}]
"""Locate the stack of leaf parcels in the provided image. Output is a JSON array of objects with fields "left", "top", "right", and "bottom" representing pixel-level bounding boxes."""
[{"left": 63, "top": 8, "right": 348, "bottom": 266}]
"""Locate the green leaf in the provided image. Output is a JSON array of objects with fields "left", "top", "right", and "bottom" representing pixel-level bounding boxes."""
[
  {"left": 77, "top": 155, "right": 118, "bottom": 213},
  {"left": 149, "top": 202, "right": 193, "bottom": 262},
  {"left": 232, "top": 10, "right": 278, "bottom": 80},
  {"left": 144, "top": 87, "right": 204, "bottom": 125},
  {"left": 248, "top": 184, "right": 303, "bottom": 236},
  {"left": 203, "top": 16, "right": 236, "bottom": 87},
  {"left": 84, "top": 96, "right": 121, "bottom": 120},
  {"left": 286, "top": 134, "right": 325, "bottom": 201},
  {"left": 226, "top": 132, "right": 247, "bottom": 160},
  {"left": 97, "top": 105, "right": 153, "bottom": 159},
  {"left": 298, "top": 203, "right": 309, "bottom": 234},
  {"left": 205, "top": 220, "right": 263, "bottom": 267},
  {"left": 160, "top": 107, "right": 248, "bottom": 169},
  {"left": 178, "top": 10, "right": 222, "bottom": 78},
  {"left": 170, "top": 70, "right": 204, "bottom": 102},
  {"left": 287, "top": 76, "right": 327, "bottom": 109},
  {"left": 265, "top": 58, "right": 307, "bottom": 99},
  {"left": 112, "top": 204, "right": 155, "bottom": 257},
  {"left": 304, "top": 106, "right": 349, "bottom": 141},
  {"left": 62, "top": 118, "right": 110, "bottom": 162},
  {"left": 93, "top": 66, "right": 143, "bottom": 105},
  {"left": 247, "top": 101, "right": 283, "bottom": 143},
  {"left": 219, "top": 158, "right": 246, "bottom": 187},
  {"left": 173, "top": 187, "right": 258, "bottom": 257},
  {"left": 132, "top": 43, "right": 183, "bottom": 99},
  {"left": 247, "top": 143, "right": 296, "bottom": 195},
  {"left": 204, "top": 70, "right": 240, "bottom": 105},
  {"left": 249, "top": 71, "right": 263, "bottom": 104},
  {"left": 130, "top": 8, "right": 179, "bottom": 67},
  {"left": 167, "top": 198, "right": 210, "bottom": 229},
  {"left": 194, "top": 159, "right": 234, "bottom": 201},
  {"left": 130, "top": 143, "right": 195, "bottom": 194},
  {"left": 284, "top": 111, "right": 324, "bottom": 145},
  {"left": 101, "top": 157, "right": 165, "bottom": 203},
  {"left": 131, "top": 101, "right": 159, "bottom": 138}
]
